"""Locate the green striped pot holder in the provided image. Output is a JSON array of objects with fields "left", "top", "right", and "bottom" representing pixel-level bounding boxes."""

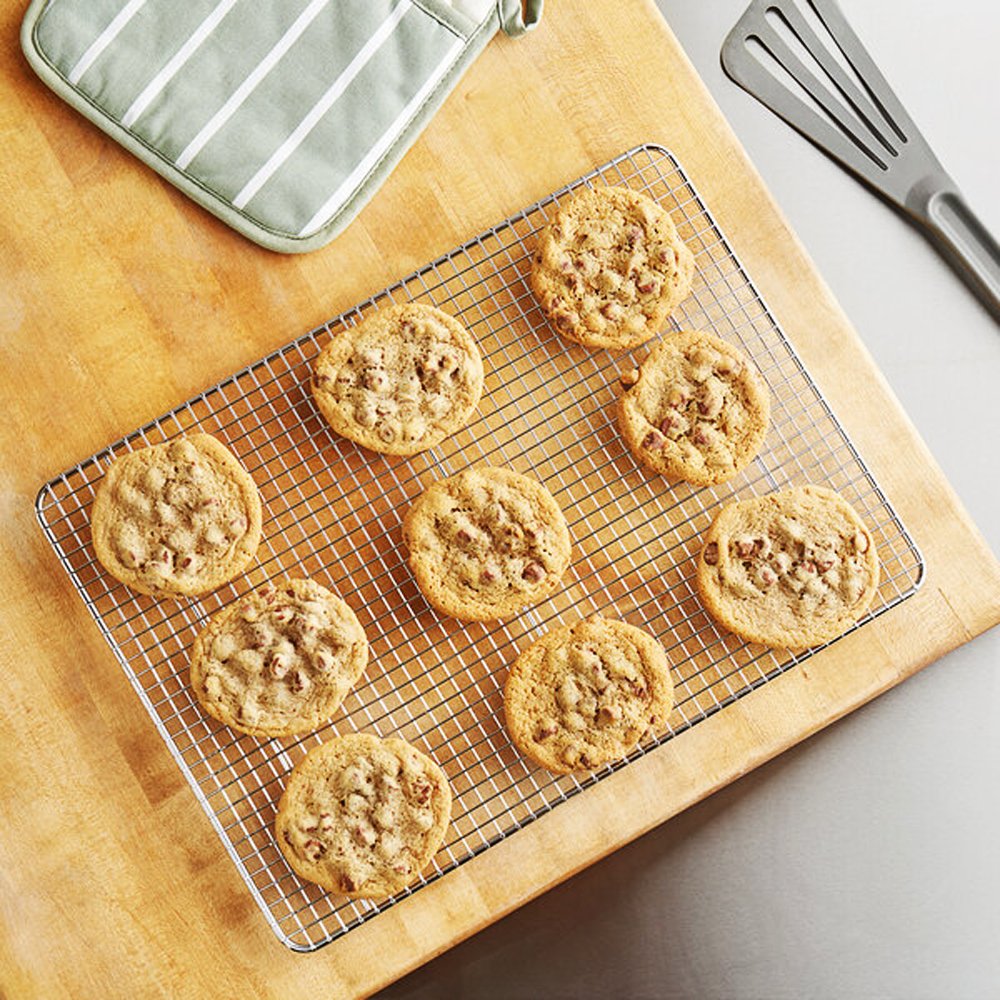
[{"left": 21, "top": 0, "right": 542, "bottom": 253}]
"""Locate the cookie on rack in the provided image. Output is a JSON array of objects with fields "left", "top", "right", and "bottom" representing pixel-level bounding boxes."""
[
  {"left": 618, "top": 330, "right": 770, "bottom": 486},
  {"left": 695, "top": 485, "right": 880, "bottom": 649},
  {"left": 189, "top": 577, "right": 368, "bottom": 739},
  {"left": 402, "top": 466, "right": 572, "bottom": 622},
  {"left": 503, "top": 616, "right": 673, "bottom": 774},
  {"left": 529, "top": 185, "right": 694, "bottom": 350},
  {"left": 312, "top": 302, "right": 484, "bottom": 456},
  {"left": 91, "top": 434, "right": 262, "bottom": 599},
  {"left": 275, "top": 733, "right": 452, "bottom": 900}
]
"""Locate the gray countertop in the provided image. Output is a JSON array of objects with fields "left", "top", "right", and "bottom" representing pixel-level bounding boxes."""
[{"left": 380, "top": 2, "right": 1000, "bottom": 996}]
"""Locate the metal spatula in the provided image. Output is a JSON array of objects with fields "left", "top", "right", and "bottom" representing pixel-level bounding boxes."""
[{"left": 721, "top": 0, "right": 1000, "bottom": 322}]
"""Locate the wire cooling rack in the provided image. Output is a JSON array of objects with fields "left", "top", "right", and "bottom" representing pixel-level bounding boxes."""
[{"left": 36, "top": 144, "right": 923, "bottom": 951}]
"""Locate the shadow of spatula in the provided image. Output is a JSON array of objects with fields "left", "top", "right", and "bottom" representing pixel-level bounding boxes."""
[{"left": 721, "top": 0, "right": 1000, "bottom": 322}]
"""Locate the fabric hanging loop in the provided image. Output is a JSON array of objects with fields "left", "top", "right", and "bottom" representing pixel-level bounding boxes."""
[{"left": 498, "top": 0, "right": 543, "bottom": 37}]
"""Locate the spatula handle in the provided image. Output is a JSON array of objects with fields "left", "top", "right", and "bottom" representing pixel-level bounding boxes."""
[{"left": 910, "top": 179, "right": 1000, "bottom": 323}]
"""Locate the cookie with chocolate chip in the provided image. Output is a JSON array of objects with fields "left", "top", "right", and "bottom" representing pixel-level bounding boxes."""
[
  {"left": 695, "top": 486, "right": 880, "bottom": 649},
  {"left": 504, "top": 616, "right": 674, "bottom": 774},
  {"left": 312, "top": 302, "right": 484, "bottom": 456},
  {"left": 91, "top": 434, "right": 262, "bottom": 599},
  {"left": 190, "top": 577, "right": 368, "bottom": 738},
  {"left": 275, "top": 733, "right": 451, "bottom": 900},
  {"left": 619, "top": 330, "right": 770, "bottom": 485},
  {"left": 402, "top": 466, "right": 572, "bottom": 622},
  {"left": 530, "top": 185, "right": 694, "bottom": 350}
]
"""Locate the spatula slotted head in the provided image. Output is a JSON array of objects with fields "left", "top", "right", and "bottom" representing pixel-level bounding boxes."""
[
  {"left": 721, "top": 0, "right": 945, "bottom": 208},
  {"left": 723, "top": 0, "right": 1000, "bottom": 323}
]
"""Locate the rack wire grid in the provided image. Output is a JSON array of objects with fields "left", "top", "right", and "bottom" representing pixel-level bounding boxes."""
[{"left": 36, "top": 144, "right": 923, "bottom": 952}]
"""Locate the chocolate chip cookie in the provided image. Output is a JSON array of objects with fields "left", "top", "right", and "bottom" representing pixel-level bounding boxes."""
[
  {"left": 402, "top": 466, "right": 572, "bottom": 622},
  {"left": 504, "top": 616, "right": 674, "bottom": 774},
  {"left": 530, "top": 185, "right": 694, "bottom": 350},
  {"left": 91, "top": 434, "right": 262, "bottom": 599},
  {"left": 695, "top": 485, "right": 880, "bottom": 649},
  {"left": 190, "top": 577, "right": 368, "bottom": 739},
  {"left": 619, "top": 330, "right": 770, "bottom": 485},
  {"left": 312, "top": 302, "right": 484, "bottom": 456},
  {"left": 275, "top": 733, "right": 452, "bottom": 900}
]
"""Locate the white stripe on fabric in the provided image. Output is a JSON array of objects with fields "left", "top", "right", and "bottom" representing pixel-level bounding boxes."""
[
  {"left": 120, "top": 0, "right": 240, "bottom": 128},
  {"left": 232, "top": 0, "right": 410, "bottom": 211},
  {"left": 297, "top": 37, "right": 463, "bottom": 237},
  {"left": 68, "top": 0, "right": 150, "bottom": 85},
  {"left": 175, "top": 0, "right": 332, "bottom": 170}
]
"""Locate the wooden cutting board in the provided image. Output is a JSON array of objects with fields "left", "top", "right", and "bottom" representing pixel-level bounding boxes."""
[{"left": 1, "top": 1, "right": 997, "bottom": 997}]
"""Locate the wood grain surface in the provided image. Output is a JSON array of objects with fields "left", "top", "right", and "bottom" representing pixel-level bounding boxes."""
[{"left": 1, "top": 1, "right": 997, "bottom": 998}]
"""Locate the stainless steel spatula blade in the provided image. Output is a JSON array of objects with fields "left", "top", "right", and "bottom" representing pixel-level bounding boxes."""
[{"left": 721, "top": 0, "right": 1000, "bottom": 322}]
